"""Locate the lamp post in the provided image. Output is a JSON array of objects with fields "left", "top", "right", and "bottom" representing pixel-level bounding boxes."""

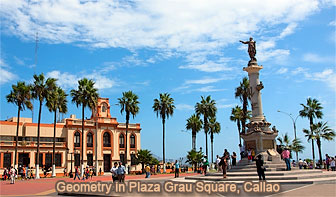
[{"left": 277, "top": 110, "right": 299, "bottom": 162}]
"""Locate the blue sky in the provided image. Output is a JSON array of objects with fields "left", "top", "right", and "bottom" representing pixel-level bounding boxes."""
[{"left": 1, "top": 0, "right": 335, "bottom": 162}]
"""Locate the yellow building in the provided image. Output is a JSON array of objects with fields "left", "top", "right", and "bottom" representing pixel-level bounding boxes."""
[{"left": 0, "top": 98, "right": 141, "bottom": 176}]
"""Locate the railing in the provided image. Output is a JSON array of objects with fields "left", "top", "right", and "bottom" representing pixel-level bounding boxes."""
[
  {"left": 0, "top": 141, "right": 66, "bottom": 147},
  {"left": 118, "top": 123, "right": 138, "bottom": 129}
]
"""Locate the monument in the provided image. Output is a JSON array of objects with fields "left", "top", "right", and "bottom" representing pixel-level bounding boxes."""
[{"left": 239, "top": 37, "right": 281, "bottom": 163}]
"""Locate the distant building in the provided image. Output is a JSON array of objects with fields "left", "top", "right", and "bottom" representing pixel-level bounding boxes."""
[{"left": 0, "top": 98, "right": 141, "bottom": 176}]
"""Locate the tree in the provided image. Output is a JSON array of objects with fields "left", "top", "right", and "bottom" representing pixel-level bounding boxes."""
[
  {"left": 70, "top": 78, "right": 99, "bottom": 177},
  {"left": 118, "top": 91, "right": 140, "bottom": 165},
  {"left": 195, "top": 95, "right": 217, "bottom": 157},
  {"left": 235, "top": 77, "right": 251, "bottom": 134},
  {"left": 153, "top": 93, "right": 175, "bottom": 172},
  {"left": 209, "top": 116, "right": 221, "bottom": 164},
  {"left": 32, "top": 73, "right": 57, "bottom": 179},
  {"left": 299, "top": 98, "right": 323, "bottom": 168},
  {"left": 186, "top": 114, "right": 203, "bottom": 150},
  {"left": 230, "top": 105, "right": 243, "bottom": 144},
  {"left": 277, "top": 133, "right": 304, "bottom": 155},
  {"left": 136, "top": 149, "right": 152, "bottom": 173},
  {"left": 312, "top": 122, "right": 335, "bottom": 166},
  {"left": 46, "top": 86, "right": 67, "bottom": 177},
  {"left": 186, "top": 149, "right": 203, "bottom": 172},
  {"left": 6, "top": 82, "right": 33, "bottom": 169}
]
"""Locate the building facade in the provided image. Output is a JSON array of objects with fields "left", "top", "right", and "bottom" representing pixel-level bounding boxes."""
[{"left": 0, "top": 98, "right": 141, "bottom": 176}]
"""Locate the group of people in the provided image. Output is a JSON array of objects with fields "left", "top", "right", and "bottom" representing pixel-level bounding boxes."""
[
  {"left": 213, "top": 149, "right": 238, "bottom": 179},
  {"left": 110, "top": 162, "right": 126, "bottom": 182},
  {"left": 323, "top": 154, "right": 336, "bottom": 171},
  {"left": 2, "top": 165, "right": 36, "bottom": 184},
  {"left": 73, "top": 166, "right": 94, "bottom": 180}
]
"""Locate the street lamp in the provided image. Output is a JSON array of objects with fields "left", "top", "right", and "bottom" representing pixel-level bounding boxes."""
[{"left": 277, "top": 110, "right": 300, "bottom": 162}]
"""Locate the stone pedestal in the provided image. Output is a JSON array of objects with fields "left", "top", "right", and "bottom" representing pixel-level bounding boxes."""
[{"left": 240, "top": 60, "right": 281, "bottom": 163}]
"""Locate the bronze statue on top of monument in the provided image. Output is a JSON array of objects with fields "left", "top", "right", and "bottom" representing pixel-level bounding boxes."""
[{"left": 240, "top": 37, "right": 257, "bottom": 66}]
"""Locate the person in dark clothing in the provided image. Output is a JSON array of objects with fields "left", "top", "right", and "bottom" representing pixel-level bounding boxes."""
[
  {"left": 232, "top": 152, "right": 237, "bottom": 166},
  {"left": 256, "top": 154, "right": 266, "bottom": 180}
]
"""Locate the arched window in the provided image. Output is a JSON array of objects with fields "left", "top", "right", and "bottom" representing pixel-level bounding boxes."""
[
  {"left": 103, "top": 132, "right": 111, "bottom": 147},
  {"left": 87, "top": 132, "right": 93, "bottom": 147},
  {"left": 130, "top": 134, "right": 135, "bottom": 148},
  {"left": 74, "top": 131, "right": 80, "bottom": 147},
  {"left": 119, "top": 134, "right": 125, "bottom": 148},
  {"left": 102, "top": 103, "right": 107, "bottom": 112}
]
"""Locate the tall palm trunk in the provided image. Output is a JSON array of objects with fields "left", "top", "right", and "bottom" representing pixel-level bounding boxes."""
[
  {"left": 162, "top": 118, "right": 166, "bottom": 172},
  {"left": 210, "top": 133, "right": 214, "bottom": 164},
  {"left": 237, "top": 120, "right": 241, "bottom": 145},
  {"left": 309, "top": 118, "right": 316, "bottom": 168},
  {"left": 52, "top": 109, "right": 57, "bottom": 177},
  {"left": 81, "top": 105, "right": 84, "bottom": 177},
  {"left": 204, "top": 116, "right": 208, "bottom": 157},
  {"left": 35, "top": 101, "right": 42, "bottom": 179},
  {"left": 242, "top": 97, "right": 247, "bottom": 133},
  {"left": 192, "top": 131, "right": 196, "bottom": 150},
  {"left": 125, "top": 113, "right": 129, "bottom": 166},
  {"left": 317, "top": 139, "right": 322, "bottom": 166},
  {"left": 14, "top": 106, "right": 21, "bottom": 168}
]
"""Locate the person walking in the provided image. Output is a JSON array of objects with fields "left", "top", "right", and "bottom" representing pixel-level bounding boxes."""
[
  {"left": 232, "top": 152, "right": 237, "bottom": 166},
  {"left": 216, "top": 155, "right": 221, "bottom": 172},
  {"left": 326, "top": 154, "right": 330, "bottom": 171},
  {"left": 117, "top": 162, "right": 126, "bottom": 182},
  {"left": 256, "top": 155, "right": 266, "bottom": 180},
  {"left": 10, "top": 166, "right": 16, "bottom": 184},
  {"left": 239, "top": 144, "right": 245, "bottom": 160},
  {"left": 330, "top": 157, "right": 335, "bottom": 171},
  {"left": 110, "top": 162, "right": 118, "bottom": 182},
  {"left": 224, "top": 149, "right": 230, "bottom": 169},
  {"left": 202, "top": 155, "right": 209, "bottom": 175},
  {"left": 74, "top": 166, "right": 80, "bottom": 180},
  {"left": 174, "top": 160, "right": 180, "bottom": 178},
  {"left": 247, "top": 148, "right": 252, "bottom": 163},
  {"left": 282, "top": 148, "right": 291, "bottom": 171},
  {"left": 145, "top": 164, "right": 151, "bottom": 178},
  {"left": 220, "top": 154, "right": 228, "bottom": 179}
]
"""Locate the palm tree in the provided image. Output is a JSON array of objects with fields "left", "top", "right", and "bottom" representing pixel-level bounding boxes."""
[
  {"left": 153, "top": 93, "right": 175, "bottom": 172},
  {"left": 209, "top": 117, "right": 221, "bottom": 164},
  {"left": 32, "top": 73, "right": 57, "bottom": 179},
  {"left": 118, "top": 91, "right": 140, "bottom": 165},
  {"left": 195, "top": 95, "right": 217, "bottom": 157},
  {"left": 46, "top": 86, "right": 67, "bottom": 177},
  {"left": 186, "top": 149, "right": 204, "bottom": 172},
  {"left": 186, "top": 114, "right": 203, "bottom": 150},
  {"left": 277, "top": 133, "right": 304, "bottom": 155},
  {"left": 136, "top": 149, "right": 152, "bottom": 173},
  {"left": 70, "top": 78, "right": 99, "bottom": 177},
  {"left": 235, "top": 77, "right": 250, "bottom": 134},
  {"left": 312, "top": 122, "right": 335, "bottom": 166},
  {"left": 6, "top": 82, "right": 33, "bottom": 169},
  {"left": 230, "top": 105, "right": 243, "bottom": 144},
  {"left": 299, "top": 98, "right": 323, "bottom": 168}
]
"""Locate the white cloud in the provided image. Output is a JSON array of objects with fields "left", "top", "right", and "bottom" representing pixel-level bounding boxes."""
[
  {"left": 175, "top": 104, "right": 194, "bottom": 111},
  {"left": 279, "top": 23, "right": 297, "bottom": 38},
  {"left": 179, "top": 61, "right": 232, "bottom": 72},
  {"left": 192, "top": 86, "right": 226, "bottom": 93},
  {"left": 0, "top": 58, "right": 17, "bottom": 85},
  {"left": 304, "top": 69, "right": 336, "bottom": 91},
  {"left": 291, "top": 67, "right": 308, "bottom": 75},
  {"left": 185, "top": 77, "right": 225, "bottom": 85},
  {"left": 0, "top": 0, "right": 326, "bottom": 68},
  {"left": 276, "top": 67, "right": 288, "bottom": 74},
  {"left": 46, "top": 70, "right": 117, "bottom": 90},
  {"left": 303, "top": 53, "right": 334, "bottom": 63},
  {"left": 328, "top": 20, "right": 336, "bottom": 26},
  {"left": 14, "top": 56, "right": 24, "bottom": 65},
  {"left": 217, "top": 104, "right": 236, "bottom": 109}
]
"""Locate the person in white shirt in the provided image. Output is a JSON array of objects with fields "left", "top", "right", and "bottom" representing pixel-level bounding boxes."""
[
  {"left": 330, "top": 157, "right": 335, "bottom": 171},
  {"left": 216, "top": 155, "right": 221, "bottom": 172},
  {"left": 298, "top": 159, "right": 304, "bottom": 169},
  {"left": 110, "top": 162, "right": 118, "bottom": 182}
]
